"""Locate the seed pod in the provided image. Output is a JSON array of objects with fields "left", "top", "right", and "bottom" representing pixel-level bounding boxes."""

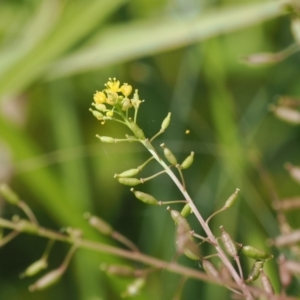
[
  {"left": 101, "top": 263, "right": 135, "bottom": 277},
  {"left": 170, "top": 209, "right": 190, "bottom": 230},
  {"left": 183, "top": 241, "right": 201, "bottom": 261},
  {"left": 96, "top": 136, "right": 115, "bottom": 143},
  {"left": 278, "top": 255, "right": 292, "bottom": 288},
  {"left": 260, "top": 269, "right": 274, "bottom": 295},
  {"left": 180, "top": 152, "right": 194, "bottom": 169},
  {"left": 114, "top": 168, "right": 140, "bottom": 178},
  {"left": 88, "top": 216, "right": 113, "bottom": 235},
  {"left": 224, "top": 188, "right": 240, "bottom": 208},
  {"left": 202, "top": 259, "right": 220, "bottom": 280},
  {"left": 270, "top": 105, "right": 300, "bottom": 125},
  {"left": 241, "top": 245, "right": 273, "bottom": 261},
  {"left": 273, "top": 229, "right": 300, "bottom": 247},
  {"left": 274, "top": 197, "right": 300, "bottom": 211},
  {"left": 245, "top": 260, "right": 264, "bottom": 283},
  {"left": 220, "top": 226, "right": 238, "bottom": 258},
  {"left": 130, "top": 189, "right": 158, "bottom": 205},
  {"left": 118, "top": 178, "right": 142, "bottom": 186},
  {"left": 161, "top": 143, "right": 177, "bottom": 165},
  {"left": 285, "top": 259, "right": 300, "bottom": 274},
  {"left": 285, "top": 163, "right": 300, "bottom": 184},
  {"left": 20, "top": 259, "right": 48, "bottom": 278},
  {"left": 180, "top": 203, "right": 192, "bottom": 217},
  {"left": 129, "top": 121, "right": 146, "bottom": 140},
  {"left": 29, "top": 268, "right": 64, "bottom": 291},
  {"left": 161, "top": 112, "right": 171, "bottom": 132},
  {"left": 121, "top": 277, "right": 145, "bottom": 297},
  {"left": 0, "top": 184, "right": 20, "bottom": 205}
]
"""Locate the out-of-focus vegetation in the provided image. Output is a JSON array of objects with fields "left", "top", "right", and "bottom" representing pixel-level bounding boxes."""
[{"left": 0, "top": 0, "right": 300, "bottom": 299}]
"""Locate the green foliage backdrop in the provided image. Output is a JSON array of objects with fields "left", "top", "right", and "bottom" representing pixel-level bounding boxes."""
[{"left": 0, "top": 0, "right": 299, "bottom": 299}]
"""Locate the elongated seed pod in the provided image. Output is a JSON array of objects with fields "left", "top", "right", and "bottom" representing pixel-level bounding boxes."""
[
  {"left": 278, "top": 255, "right": 292, "bottom": 288},
  {"left": 89, "top": 216, "right": 113, "bottom": 235},
  {"left": 161, "top": 112, "right": 171, "bottom": 131},
  {"left": 260, "top": 269, "right": 274, "bottom": 295},
  {"left": 129, "top": 122, "right": 146, "bottom": 140},
  {"left": 114, "top": 168, "right": 140, "bottom": 178},
  {"left": 285, "top": 260, "right": 300, "bottom": 274},
  {"left": 241, "top": 245, "right": 273, "bottom": 261},
  {"left": 271, "top": 105, "right": 300, "bottom": 125},
  {"left": 245, "top": 260, "right": 264, "bottom": 283},
  {"left": 273, "top": 229, "right": 300, "bottom": 246},
  {"left": 117, "top": 178, "right": 142, "bottom": 186},
  {"left": 220, "top": 226, "right": 238, "bottom": 257},
  {"left": 285, "top": 163, "right": 300, "bottom": 184},
  {"left": 130, "top": 189, "right": 158, "bottom": 205},
  {"left": 161, "top": 143, "right": 177, "bottom": 165},
  {"left": 202, "top": 259, "right": 220, "bottom": 279},
  {"left": 180, "top": 203, "right": 192, "bottom": 217},
  {"left": 224, "top": 188, "right": 240, "bottom": 208},
  {"left": 20, "top": 259, "right": 48, "bottom": 278},
  {"left": 180, "top": 152, "right": 194, "bottom": 169},
  {"left": 170, "top": 209, "right": 190, "bottom": 231},
  {"left": 29, "top": 268, "right": 64, "bottom": 291},
  {"left": 274, "top": 197, "right": 300, "bottom": 211},
  {"left": 101, "top": 264, "right": 135, "bottom": 277},
  {"left": 0, "top": 184, "right": 20, "bottom": 205}
]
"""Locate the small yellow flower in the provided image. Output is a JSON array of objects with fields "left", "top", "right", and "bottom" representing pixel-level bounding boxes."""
[
  {"left": 94, "top": 91, "right": 106, "bottom": 104},
  {"left": 121, "top": 83, "right": 132, "bottom": 97},
  {"left": 106, "top": 91, "right": 118, "bottom": 105},
  {"left": 105, "top": 78, "right": 121, "bottom": 92}
]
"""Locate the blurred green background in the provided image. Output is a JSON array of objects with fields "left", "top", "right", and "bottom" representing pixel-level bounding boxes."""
[{"left": 0, "top": 0, "right": 300, "bottom": 299}]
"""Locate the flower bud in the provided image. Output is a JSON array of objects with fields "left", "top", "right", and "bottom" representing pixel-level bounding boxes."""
[
  {"left": 114, "top": 169, "right": 140, "bottom": 178},
  {"left": 161, "top": 112, "right": 171, "bottom": 132},
  {"left": 241, "top": 245, "right": 273, "bottom": 261},
  {"left": 20, "top": 259, "right": 48, "bottom": 278},
  {"left": 94, "top": 103, "right": 106, "bottom": 112},
  {"left": 130, "top": 189, "right": 158, "bottom": 205},
  {"left": 93, "top": 91, "right": 106, "bottom": 104},
  {"left": 117, "top": 178, "right": 142, "bottom": 186},
  {"left": 122, "top": 98, "right": 132, "bottom": 111},
  {"left": 129, "top": 121, "right": 146, "bottom": 140},
  {"left": 180, "top": 152, "right": 194, "bottom": 169},
  {"left": 96, "top": 135, "right": 115, "bottom": 143},
  {"left": 29, "top": 268, "right": 64, "bottom": 291},
  {"left": 106, "top": 91, "right": 118, "bottom": 105},
  {"left": 180, "top": 203, "right": 192, "bottom": 217},
  {"left": 224, "top": 188, "right": 240, "bottom": 208},
  {"left": 219, "top": 226, "right": 238, "bottom": 258},
  {"left": 88, "top": 216, "right": 113, "bottom": 235},
  {"left": 161, "top": 143, "right": 177, "bottom": 165},
  {"left": 89, "top": 109, "right": 104, "bottom": 120},
  {"left": 245, "top": 260, "right": 264, "bottom": 283},
  {"left": 0, "top": 184, "right": 20, "bottom": 205},
  {"left": 121, "top": 84, "right": 132, "bottom": 97}
]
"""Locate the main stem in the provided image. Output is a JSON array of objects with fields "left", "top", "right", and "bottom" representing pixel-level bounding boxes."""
[{"left": 142, "top": 139, "right": 253, "bottom": 299}]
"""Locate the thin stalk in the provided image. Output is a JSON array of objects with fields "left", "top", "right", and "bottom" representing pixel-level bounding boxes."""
[
  {"left": 142, "top": 139, "right": 253, "bottom": 299},
  {"left": 0, "top": 217, "right": 296, "bottom": 300}
]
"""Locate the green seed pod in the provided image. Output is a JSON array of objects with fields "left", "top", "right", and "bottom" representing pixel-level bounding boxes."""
[
  {"left": 220, "top": 226, "right": 238, "bottom": 258},
  {"left": 0, "top": 184, "right": 20, "bottom": 205},
  {"left": 224, "top": 188, "right": 240, "bottom": 208},
  {"left": 161, "top": 143, "right": 177, "bottom": 165},
  {"left": 114, "top": 168, "right": 140, "bottom": 178},
  {"left": 180, "top": 152, "right": 194, "bottom": 169},
  {"left": 161, "top": 112, "right": 171, "bottom": 132},
  {"left": 202, "top": 259, "right": 220, "bottom": 279},
  {"left": 170, "top": 209, "right": 190, "bottom": 230},
  {"left": 21, "top": 259, "right": 48, "bottom": 278},
  {"left": 241, "top": 245, "right": 273, "bottom": 261},
  {"left": 183, "top": 242, "right": 201, "bottom": 261},
  {"left": 129, "top": 121, "right": 146, "bottom": 140},
  {"left": 29, "top": 268, "right": 63, "bottom": 291},
  {"left": 117, "top": 178, "right": 142, "bottom": 186},
  {"left": 180, "top": 203, "right": 192, "bottom": 217},
  {"left": 245, "top": 260, "right": 264, "bottom": 283},
  {"left": 89, "top": 216, "right": 113, "bottom": 235},
  {"left": 260, "top": 269, "right": 274, "bottom": 295},
  {"left": 130, "top": 189, "right": 158, "bottom": 205},
  {"left": 96, "top": 136, "right": 115, "bottom": 143}
]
